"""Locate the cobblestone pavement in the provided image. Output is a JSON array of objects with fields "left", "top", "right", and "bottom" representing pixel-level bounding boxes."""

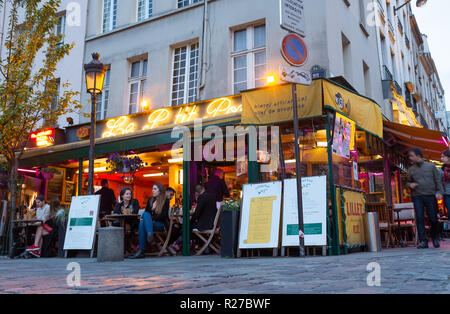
[{"left": 0, "top": 240, "right": 449, "bottom": 294}]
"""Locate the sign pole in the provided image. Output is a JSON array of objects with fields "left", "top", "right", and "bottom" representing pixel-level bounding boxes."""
[{"left": 291, "top": 83, "right": 305, "bottom": 257}]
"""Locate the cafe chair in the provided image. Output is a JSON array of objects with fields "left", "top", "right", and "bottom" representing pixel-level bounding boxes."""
[
  {"left": 367, "top": 202, "right": 394, "bottom": 248},
  {"left": 392, "top": 203, "right": 418, "bottom": 246},
  {"left": 192, "top": 206, "right": 222, "bottom": 256},
  {"left": 150, "top": 208, "right": 176, "bottom": 257}
]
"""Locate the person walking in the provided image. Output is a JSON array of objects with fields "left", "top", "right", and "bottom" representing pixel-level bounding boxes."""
[
  {"left": 407, "top": 148, "right": 443, "bottom": 249},
  {"left": 440, "top": 150, "right": 450, "bottom": 223}
]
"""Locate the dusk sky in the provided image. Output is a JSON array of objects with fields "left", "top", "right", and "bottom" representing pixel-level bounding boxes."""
[{"left": 412, "top": 0, "right": 450, "bottom": 110}]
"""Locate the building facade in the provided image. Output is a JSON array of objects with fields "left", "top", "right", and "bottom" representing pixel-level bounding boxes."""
[
  {"left": 373, "top": 0, "right": 447, "bottom": 134},
  {"left": 79, "top": 0, "right": 384, "bottom": 123}
]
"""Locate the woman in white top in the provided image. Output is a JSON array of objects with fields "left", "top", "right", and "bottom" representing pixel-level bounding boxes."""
[{"left": 26, "top": 195, "right": 50, "bottom": 257}]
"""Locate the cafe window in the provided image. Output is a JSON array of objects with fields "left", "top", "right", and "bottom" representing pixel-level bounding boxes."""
[
  {"left": 97, "top": 68, "right": 111, "bottom": 120},
  {"left": 231, "top": 23, "right": 266, "bottom": 94},
  {"left": 129, "top": 59, "right": 148, "bottom": 114}
]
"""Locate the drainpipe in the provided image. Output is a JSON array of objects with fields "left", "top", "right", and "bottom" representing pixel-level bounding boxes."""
[
  {"left": 197, "top": 0, "right": 208, "bottom": 100},
  {"left": 0, "top": 0, "right": 8, "bottom": 60}
]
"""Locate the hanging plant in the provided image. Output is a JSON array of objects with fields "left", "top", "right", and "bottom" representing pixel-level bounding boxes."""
[{"left": 106, "top": 153, "right": 144, "bottom": 180}]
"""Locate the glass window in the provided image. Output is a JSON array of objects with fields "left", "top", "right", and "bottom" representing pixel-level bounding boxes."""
[
  {"left": 178, "top": 0, "right": 200, "bottom": 9},
  {"left": 171, "top": 43, "right": 199, "bottom": 106},
  {"left": 231, "top": 23, "right": 266, "bottom": 94},
  {"left": 102, "top": 0, "right": 117, "bottom": 33},
  {"left": 137, "top": 0, "right": 152, "bottom": 22}
]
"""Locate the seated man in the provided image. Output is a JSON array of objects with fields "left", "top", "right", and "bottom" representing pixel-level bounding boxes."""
[{"left": 190, "top": 184, "right": 218, "bottom": 232}]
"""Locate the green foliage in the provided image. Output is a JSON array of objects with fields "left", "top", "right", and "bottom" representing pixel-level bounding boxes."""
[
  {"left": 221, "top": 199, "right": 241, "bottom": 211},
  {"left": 0, "top": 0, "right": 80, "bottom": 165}
]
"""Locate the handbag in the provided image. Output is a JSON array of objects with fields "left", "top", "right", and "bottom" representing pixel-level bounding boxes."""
[{"left": 42, "top": 222, "right": 53, "bottom": 233}]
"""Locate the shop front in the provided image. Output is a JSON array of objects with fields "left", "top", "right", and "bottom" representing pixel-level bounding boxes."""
[{"left": 18, "top": 78, "right": 389, "bottom": 257}]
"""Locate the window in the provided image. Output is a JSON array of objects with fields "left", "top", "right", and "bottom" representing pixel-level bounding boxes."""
[
  {"left": 129, "top": 60, "right": 148, "bottom": 114},
  {"left": 231, "top": 24, "right": 266, "bottom": 94},
  {"left": 137, "top": 0, "right": 152, "bottom": 22},
  {"left": 55, "top": 14, "right": 65, "bottom": 46},
  {"left": 178, "top": 0, "right": 201, "bottom": 9},
  {"left": 97, "top": 68, "right": 111, "bottom": 120},
  {"left": 102, "top": 0, "right": 117, "bottom": 33},
  {"left": 171, "top": 43, "right": 199, "bottom": 106}
]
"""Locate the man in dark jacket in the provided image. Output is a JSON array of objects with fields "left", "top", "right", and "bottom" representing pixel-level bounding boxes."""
[
  {"left": 407, "top": 148, "right": 444, "bottom": 249},
  {"left": 95, "top": 179, "right": 117, "bottom": 218},
  {"left": 205, "top": 169, "right": 230, "bottom": 203},
  {"left": 191, "top": 184, "right": 218, "bottom": 231}
]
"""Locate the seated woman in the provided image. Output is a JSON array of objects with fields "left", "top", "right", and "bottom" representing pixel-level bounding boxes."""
[
  {"left": 113, "top": 188, "right": 140, "bottom": 215},
  {"left": 26, "top": 195, "right": 50, "bottom": 257},
  {"left": 129, "top": 183, "right": 170, "bottom": 259}
]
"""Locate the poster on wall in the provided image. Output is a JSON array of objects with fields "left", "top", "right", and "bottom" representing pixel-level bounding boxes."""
[
  {"left": 238, "top": 181, "right": 282, "bottom": 249},
  {"left": 336, "top": 189, "right": 366, "bottom": 247},
  {"left": 282, "top": 176, "right": 327, "bottom": 247},
  {"left": 332, "top": 113, "right": 355, "bottom": 159},
  {"left": 63, "top": 195, "right": 100, "bottom": 251}
]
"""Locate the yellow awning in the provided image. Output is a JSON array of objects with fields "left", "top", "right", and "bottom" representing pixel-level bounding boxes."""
[{"left": 241, "top": 79, "right": 383, "bottom": 138}]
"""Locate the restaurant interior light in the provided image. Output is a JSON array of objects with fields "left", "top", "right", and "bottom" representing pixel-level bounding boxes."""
[
  {"left": 178, "top": 169, "right": 183, "bottom": 185},
  {"left": 168, "top": 158, "right": 184, "bottom": 163},
  {"left": 285, "top": 159, "right": 297, "bottom": 164},
  {"left": 143, "top": 173, "right": 165, "bottom": 177},
  {"left": 316, "top": 141, "right": 328, "bottom": 148}
]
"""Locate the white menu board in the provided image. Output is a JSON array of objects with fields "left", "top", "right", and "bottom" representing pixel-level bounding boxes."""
[
  {"left": 64, "top": 195, "right": 100, "bottom": 251},
  {"left": 282, "top": 176, "right": 327, "bottom": 246},
  {"left": 238, "top": 181, "right": 282, "bottom": 249}
]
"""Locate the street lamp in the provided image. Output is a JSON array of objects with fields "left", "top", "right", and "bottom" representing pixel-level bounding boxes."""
[
  {"left": 84, "top": 53, "right": 106, "bottom": 195},
  {"left": 394, "top": 0, "right": 427, "bottom": 15}
]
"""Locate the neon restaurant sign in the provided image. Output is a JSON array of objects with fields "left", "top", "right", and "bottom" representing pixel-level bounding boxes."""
[{"left": 100, "top": 97, "right": 242, "bottom": 139}]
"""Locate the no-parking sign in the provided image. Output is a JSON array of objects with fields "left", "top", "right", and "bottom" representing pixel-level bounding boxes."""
[{"left": 281, "top": 34, "right": 308, "bottom": 67}]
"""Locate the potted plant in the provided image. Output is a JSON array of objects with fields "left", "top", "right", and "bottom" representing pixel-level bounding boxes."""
[
  {"left": 405, "top": 81, "right": 414, "bottom": 93},
  {"left": 220, "top": 198, "right": 241, "bottom": 258}
]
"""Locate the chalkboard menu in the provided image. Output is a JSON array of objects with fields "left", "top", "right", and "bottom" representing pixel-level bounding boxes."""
[
  {"left": 46, "top": 167, "right": 65, "bottom": 202},
  {"left": 64, "top": 181, "right": 75, "bottom": 204}
]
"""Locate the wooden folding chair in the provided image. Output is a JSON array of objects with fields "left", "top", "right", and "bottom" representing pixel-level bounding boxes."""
[
  {"left": 367, "top": 202, "right": 396, "bottom": 248},
  {"left": 193, "top": 207, "right": 221, "bottom": 256},
  {"left": 150, "top": 208, "right": 176, "bottom": 257}
]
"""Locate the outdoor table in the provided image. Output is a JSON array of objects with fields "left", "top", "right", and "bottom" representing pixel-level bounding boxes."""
[
  {"left": 104, "top": 214, "right": 140, "bottom": 253},
  {"left": 12, "top": 219, "right": 42, "bottom": 253}
]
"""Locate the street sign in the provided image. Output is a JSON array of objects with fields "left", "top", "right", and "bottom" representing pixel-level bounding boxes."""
[
  {"left": 280, "top": 0, "right": 305, "bottom": 37},
  {"left": 279, "top": 65, "right": 312, "bottom": 85},
  {"left": 281, "top": 34, "right": 308, "bottom": 66}
]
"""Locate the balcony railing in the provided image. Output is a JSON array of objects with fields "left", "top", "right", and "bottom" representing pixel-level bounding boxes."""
[
  {"left": 388, "top": 19, "right": 395, "bottom": 35},
  {"left": 383, "top": 65, "right": 393, "bottom": 81},
  {"left": 398, "top": 17, "right": 404, "bottom": 35},
  {"left": 393, "top": 80, "right": 403, "bottom": 96},
  {"left": 405, "top": 34, "right": 410, "bottom": 48}
]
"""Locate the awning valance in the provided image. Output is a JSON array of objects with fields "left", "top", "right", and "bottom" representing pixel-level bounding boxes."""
[
  {"left": 241, "top": 79, "right": 383, "bottom": 138},
  {"left": 384, "top": 120, "right": 448, "bottom": 161}
]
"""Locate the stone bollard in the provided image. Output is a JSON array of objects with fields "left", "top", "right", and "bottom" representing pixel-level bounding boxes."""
[{"left": 97, "top": 227, "right": 124, "bottom": 262}]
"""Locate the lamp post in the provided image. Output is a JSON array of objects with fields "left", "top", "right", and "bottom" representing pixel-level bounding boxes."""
[
  {"left": 394, "top": 0, "right": 427, "bottom": 14},
  {"left": 84, "top": 53, "right": 106, "bottom": 195}
]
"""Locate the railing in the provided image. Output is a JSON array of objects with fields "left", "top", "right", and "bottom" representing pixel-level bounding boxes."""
[
  {"left": 394, "top": 80, "right": 403, "bottom": 96},
  {"left": 405, "top": 34, "right": 410, "bottom": 48},
  {"left": 388, "top": 19, "right": 395, "bottom": 37},
  {"left": 383, "top": 65, "right": 393, "bottom": 81},
  {"left": 398, "top": 17, "right": 404, "bottom": 35}
]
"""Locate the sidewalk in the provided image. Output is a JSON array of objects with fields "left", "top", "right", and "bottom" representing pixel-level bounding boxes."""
[{"left": 0, "top": 240, "right": 449, "bottom": 294}]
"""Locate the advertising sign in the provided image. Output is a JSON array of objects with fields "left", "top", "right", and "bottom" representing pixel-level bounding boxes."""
[
  {"left": 282, "top": 177, "right": 327, "bottom": 247},
  {"left": 336, "top": 189, "right": 367, "bottom": 247},
  {"left": 238, "top": 181, "right": 282, "bottom": 249},
  {"left": 280, "top": 0, "right": 306, "bottom": 36},
  {"left": 63, "top": 195, "right": 100, "bottom": 251},
  {"left": 332, "top": 113, "right": 355, "bottom": 159}
]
